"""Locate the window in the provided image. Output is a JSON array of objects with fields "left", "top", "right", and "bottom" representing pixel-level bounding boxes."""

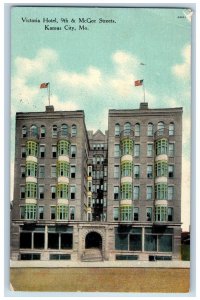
[
  {"left": 57, "top": 161, "right": 70, "bottom": 177},
  {"left": 114, "top": 144, "right": 120, "bottom": 157},
  {"left": 20, "top": 206, "right": 25, "bottom": 219},
  {"left": 146, "top": 186, "right": 153, "bottom": 200},
  {"left": 121, "top": 183, "right": 132, "bottom": 200},
  {"left": 39, "top": 145, "right": 45, "bottom": 158},
  {"left": 21, "top": 146, "right": 26, "bottom": 158},
  {"left": 57, "top": 184, "right": 68, "bottom": 199},
  {"left": 38, "top": 206, "right": 44, "bottom": 219},
  {"left": 168, "top": 207, "right": 173, "bottom": 221},
  {"left": 22, "top": 126, "right": 27, "bottom": 138},
  {"left": 168, "top": 143, "right": 175, "bottom": 156},
  {"left": 147, "top": 165, "right": 153, "bottom": 178},
  {"left": 114, "top": 165, "right": 120, "bottom": 178},
  {"left": 26, "top": 141, "right": 38, "bottom": 157},
  {"left": 124, "top": 122, "right": 131, "bottom": 135},
  {"left": 52, "top": 125, "right": 57, "bottom": 137},
  {"left": 121, "top": 161, "right": 132, "bottom": 177},
  {"left": 20, "top": 204, "right": 36, "bottom": 220},
  {"left": 168, "top": 186, "right": 174, "bottom": 200},
  {"left": 25, "top": 204, "right": 37, "bottom": 220},
  {"left": 113, "top": 207, "right": 119, "bottom": 221},
  {"left": 39, "top": 165, "right": 45, "bottom": 178},
  {"left": 51, "top": 186, "right": 56, "bottom": 199},
  {"left": 134, "top": 144, "right": 140, "bottom": 157},
  {"left": 104, "top": 166, "right": 107, "bottom": 177},
  {"left": 70, "top": 186, "right": 76, "bottom": 200},
  {"left": 121, "top": 139, "right": 133, "bottom": 155},
  {"left": 71, "top": 145, "right": 77, "bottom": 158},
  {"left": 88, "top": 166, "right": 92, "bottom": 177},
  {"left": 30, "top": 125, "right": 38, "bottom": 137},
  {"left": 147, "top": 143, "right": 153, "bottom": 157},
  {"left": 26, "top": 162, "right": 37, "bottom": 177},
  {"left": 61, "top": 124, "right": 68, "bottom": 137},
  {"left": 157, "top": 122, "right": 164, "bottom": 135},
  {"left": 21, "top": 166, "right": 26, "bottom": 178},
  {"left": 115, "top": 123, "right": 120, "bottom": 136},
  {"left": 114, "top": 186, "right": 120, "bottom": 200},
  {"left": 155, "top": 206, "right": 167, "bottom": 222},
  {"left": 51, "top": 206, "right": 56, "bottom": 220},
  {"left": 115, "top": 227, "right": 142, "bottom": 251},
  {"left": 133, "top": 186, "right": 140, "bottom": 200},
  {"left": 145, "top": 228, "right": 173, "bottom": 252},
  {"left": 169, "top": 123, "right": 175, "bottom": 136},
  {"left": 120, "top": 205, "right": 133, "bottom": 221},
  {"left": 70, "top": 165, "right": 76, "bottom": 178},
  {"left": 20, "top": 186, "right": 25, "bottom": 199},
  {"left": 133, "top": 207, "right": 139, "bottom": 221},
  {"left": 155, "top": 184, "right": 167, "bottom": 200},
  {"left": 58, "top": 140, "right": 70, "bottom": 156},
  {"left": 51, "top": 165, "right": 56, "bottom": 178},
  {"left": 168, "top": 165, "right": 174, "bottom": 178},
  {"left": 52, "top": 146, "right": 57, "bottom": 158},
  {"left": 155, "top": 161, "right": 168, "bottom": 177},
  {"left": 104, "top": 182, "right": 107, "bottom": 191},
  {"left": 156, "top": 139, "right": 168, "bottom": 155},
  {"left": 69, "top": 206, "right": 75, "bottom": 220},
  {"left": 25, "top": 183, "right": 37, "bottom": 198},
  {"left": 39, "top": 186, "right": 44, "bottom": 199},
  {"left": 134, "top": 165, "right": 140, "bottom": 179},
  {"left": 40, "top": 125, "right": 46, "bottom": 138},
  {"left": 71, "top": 124, "right": 77, "bottom": 137},
  {"left": 57, "top": 205, "right": 68, "bottom": 220},
  {"left": 146, "top": 207, "right": 152, "bottom": 221},
  {"left": 135, "top": 123, "right": 140, "bottom": 137},
  {"left": 147, "top": 123, "right": 153, "bottom": 136}
]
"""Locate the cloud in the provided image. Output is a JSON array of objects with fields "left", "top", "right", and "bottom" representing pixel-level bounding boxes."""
[
  {"left": 56, "top": 67, "right": 102, "bottom": 91},
  {"left": 172, "top": 45, "right": 191, "bottom": 80}
]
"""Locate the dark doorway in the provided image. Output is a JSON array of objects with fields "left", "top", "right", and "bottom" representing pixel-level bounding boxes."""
[{"left": 85, "top": 232, "right": 102, "bottom": 249}]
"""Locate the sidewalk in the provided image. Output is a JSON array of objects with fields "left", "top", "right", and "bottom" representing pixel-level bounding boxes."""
[{"left": 10, "top": 259, "right": 190, "bottom": 268}]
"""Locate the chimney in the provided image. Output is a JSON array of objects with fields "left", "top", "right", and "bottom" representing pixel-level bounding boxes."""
[
  {"left": 140, "top": 102, "right": 148, "bottom": 110},
  {"left": 46, "top": 105, "right": 54, "bottom": 112}
]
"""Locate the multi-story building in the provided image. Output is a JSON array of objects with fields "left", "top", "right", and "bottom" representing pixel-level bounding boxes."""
[{"left": 11, "top": 102, "right": 183, "bottom": 261}]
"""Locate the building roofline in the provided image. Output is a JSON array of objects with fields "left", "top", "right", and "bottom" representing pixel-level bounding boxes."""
[{"left": 109, "top": 107, "right": 183, "bottom": 116}]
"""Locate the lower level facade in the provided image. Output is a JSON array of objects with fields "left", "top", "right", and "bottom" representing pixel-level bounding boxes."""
[{"left": 11, "top": 221, "right": 181, "bottom": 261}]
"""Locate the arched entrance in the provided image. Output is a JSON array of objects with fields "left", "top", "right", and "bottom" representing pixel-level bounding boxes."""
[{"left": 85, "top": 231, "right": 102, "bottom": 249}]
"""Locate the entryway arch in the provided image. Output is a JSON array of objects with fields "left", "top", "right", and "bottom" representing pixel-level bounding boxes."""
[{"left": 85, "top": 231, "right": 102, "bottom": 249}]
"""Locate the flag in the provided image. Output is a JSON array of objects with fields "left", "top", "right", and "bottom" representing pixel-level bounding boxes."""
[
  {"left": 40, "top": 82, "right": 49, "bottom": 89},
  {"left": 134, "top": 79, "right": 143, "bottom": 86}
]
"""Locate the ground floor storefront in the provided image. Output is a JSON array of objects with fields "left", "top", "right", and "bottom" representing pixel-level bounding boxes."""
[{"left": 11, "top": 222, "right": 182, "bottom": 261}]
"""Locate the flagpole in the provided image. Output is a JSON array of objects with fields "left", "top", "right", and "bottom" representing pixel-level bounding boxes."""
[
  {"left": 143, "top": 80, "right": 146, "bottom": 103},
  {"left": 48, "top": 82, "right": 50, "bottom": 106}
]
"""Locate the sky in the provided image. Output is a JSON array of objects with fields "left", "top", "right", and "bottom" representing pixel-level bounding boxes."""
[{"left": 11, "top": 6, "right": 192, "bottom": 231}]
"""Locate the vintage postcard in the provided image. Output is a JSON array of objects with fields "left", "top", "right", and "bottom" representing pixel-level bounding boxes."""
[{"left": 10, "top": 6, "right": 192, "bottom": 293}]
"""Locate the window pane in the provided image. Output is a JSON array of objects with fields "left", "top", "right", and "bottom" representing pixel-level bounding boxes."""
[
  {"left": 115, "top": 234, "right": 128, "bottom": 250},
  {"left": 145, "top": 235, "right": 157, "bottom": 251},
  {"left": 34, "top": 233, "right": 45, "bottom": 249},
  {"left": 48, "top": 233, "right": 59, "bottom": 249},
  {"left": 129, "top": 234, "right": 142, "bottom": 251},
  {"left": 158, "top": 235, "right": 172, "bottom": 252}
]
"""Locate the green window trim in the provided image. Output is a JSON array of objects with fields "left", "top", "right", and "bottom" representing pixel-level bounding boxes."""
[
  {"left": 155, "top": 139, "right": 168, "bottom": 156},
  {"left": 121, "top": 161, "right": 133, "bottom": 177},
  {"left": 56, "top": 205, "right": 68, "bottom": 220},
  {"left": 26, "top": 141, "right": 38, "bottom": 157},
  {"left": 120, "top": 138, "right": 134, "bottom": 156},
  {"left": 57, "top": 161, "right": 70, "bottom": 177},
  {"left": 121, "top": 183, "right": 132, "bottom": 200},
  {"left": 25, "top": 182, "right": 37, "bottom": 199},
  {"left": 26, "top": 161, "right": 38, "bottom": 177},
  {"left": 58, "top": 140, "right": 70, "bottom": 156},
  {"left": 155, "top": 183, "right": 167, "bottom": 200},
  {"left": 57, "top": 184, "right": 69, "bottom": 199},
  {"left": 155, "top": 206, "right": 167, "bottom": 222},
  {"left": 120, "top": 205, "right": 133, "bottom": 221},
  {"left": 155, "top": 161, "right": 168, "bottom": 177},
  {"left": 20, "top": 204, "right": 37, "bottom": 220}
]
